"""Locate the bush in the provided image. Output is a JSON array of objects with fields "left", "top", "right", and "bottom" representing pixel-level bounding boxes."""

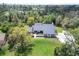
[{"left": 0, "top": 43, "right": 9, "bottom": 56}]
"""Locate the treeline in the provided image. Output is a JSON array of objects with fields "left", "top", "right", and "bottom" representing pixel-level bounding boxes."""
[{"left": 0, "top": 4, "right": 79, "bottom": 33}]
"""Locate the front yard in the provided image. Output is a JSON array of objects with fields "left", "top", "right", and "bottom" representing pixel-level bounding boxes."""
[{"left": 30, "top": 38, "right": 61, "bottom": 56}]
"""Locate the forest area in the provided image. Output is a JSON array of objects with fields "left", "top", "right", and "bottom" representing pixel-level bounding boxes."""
[{"left": 0, "top": 4, "right": 79, "bottom": 56}]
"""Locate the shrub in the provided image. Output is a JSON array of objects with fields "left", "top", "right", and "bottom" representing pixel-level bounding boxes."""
[{"left": 0, "top": 43, "right": 9, "bottom": 56}]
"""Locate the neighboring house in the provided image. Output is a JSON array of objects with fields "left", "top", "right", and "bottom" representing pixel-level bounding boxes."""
[
  {"left": 28, "top": 23, "right": 56, "bottom": 38},
  {"left": 0, "top": 32, "right": 5, "bottom": 45}
]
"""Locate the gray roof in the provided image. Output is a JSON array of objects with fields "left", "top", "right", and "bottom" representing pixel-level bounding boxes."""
[
  {"left": 29, "top": 23, "right": 55, "bottom": 34},
  {"left": 32, "top": 23, "right": 43, "bottom": 32},
  {"left": 43, "top": 24, "right": 55, "bottom": 34}
]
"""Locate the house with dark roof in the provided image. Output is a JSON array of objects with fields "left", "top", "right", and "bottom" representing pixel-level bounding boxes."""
[{"left": 29, "top": 23, "right": 56, "bottom": 38}]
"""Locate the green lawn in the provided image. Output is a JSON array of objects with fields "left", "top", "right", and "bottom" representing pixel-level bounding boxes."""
[
  {"left": 30, "top": 38, "right": 61, "bottom": 56},
  {"left": 56, "top": 27, "right": 63, "bottom": 33}
]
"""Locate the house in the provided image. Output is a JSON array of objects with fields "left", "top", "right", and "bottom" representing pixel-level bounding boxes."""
[
  {"left": 28, "top": 23, "right": 56, "bottom": 38},
  {"left": 0, "top": 32, "right": 5, "bottom": 45}
]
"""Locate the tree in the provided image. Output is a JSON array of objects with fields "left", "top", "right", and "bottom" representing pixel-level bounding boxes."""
[
  {"left": 56, "top": 15, "right": 63, "bottom": 26},
  {"left": 43, "top": 14, "right": 56, "bottom": 24},
  {"left": 54, "top": 31, "right": 79, "bottom": 56},
  {"left": 0, "top": 21, "right": 12, "bottom": 33},
  {"left": 27, "top": 16, "right": 35, "bottom": 26},
  {"left": 61, "top": 17, "right": 70, "bottom": 29},
  {"left": 70, "top": 16, "right": 79, "bottom": 28},
  {"left": 70, "top": 28, "right": 79, "bottom": 45},
  {"left": 7, "top": 24, "right": 33, "bottom": 55},
  {"left": 54, "top": 42, "right": 76, "bottom": 56},
  {"left": 0, "top": 43, "right": 9, "bottom": 56}
]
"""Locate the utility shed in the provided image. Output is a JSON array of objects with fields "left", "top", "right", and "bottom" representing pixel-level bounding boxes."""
[{"left": 0, "top": 32, "right": 5, "bottom": 45}]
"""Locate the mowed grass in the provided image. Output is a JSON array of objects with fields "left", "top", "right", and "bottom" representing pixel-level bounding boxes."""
[
  {"left": 56, "top": 27, "right": 63, "bottom": 33},
  {"left": 30, "top": 38, "right": 61, "bottom": 56}
]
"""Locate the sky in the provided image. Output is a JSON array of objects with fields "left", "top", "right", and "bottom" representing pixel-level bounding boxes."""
[{"left": 0, "top": 0, "right": 79, "bottom": 5}]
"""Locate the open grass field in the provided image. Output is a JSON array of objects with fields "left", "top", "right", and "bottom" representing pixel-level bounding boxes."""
[{"left": 30, "top": 38, "right": 61, "bottom": 56}]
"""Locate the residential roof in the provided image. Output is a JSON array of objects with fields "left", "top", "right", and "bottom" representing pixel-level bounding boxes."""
[
  {"left": 29, "top": 23, "right": 55, "bottom": 35},
  {"left": 32, "top": 23, "right": 43, "bottom": 32},
  {"left": 43, "top": 24, "right": 55, "bottom": 34}
]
